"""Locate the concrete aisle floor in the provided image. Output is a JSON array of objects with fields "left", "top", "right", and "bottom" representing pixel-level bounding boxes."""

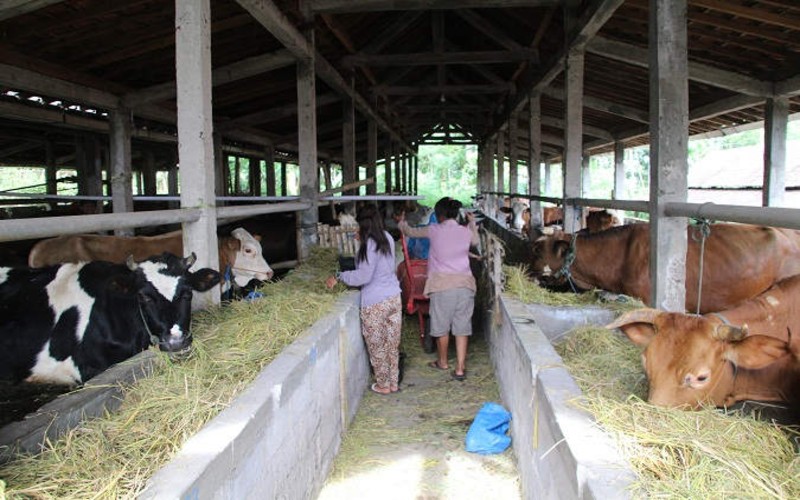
[{"left": 318, "top": 318, "right": 521, "bottom": 500}]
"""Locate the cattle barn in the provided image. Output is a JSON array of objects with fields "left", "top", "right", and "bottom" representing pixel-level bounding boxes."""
[{"left": 1, "top": 0, "right": 800, "bottom": 498}]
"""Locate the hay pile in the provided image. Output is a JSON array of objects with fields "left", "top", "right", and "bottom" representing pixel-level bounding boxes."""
[
  {"left": 556, "top": 327, "right": 800, "bottom": 498},
  {"left": 503, "top": 264, "right": 644, "bottom": 312},
  {"left": 0, "top": 247, "right": 343, "bottom": 499}
]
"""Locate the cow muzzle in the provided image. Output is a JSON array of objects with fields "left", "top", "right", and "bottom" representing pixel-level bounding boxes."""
[{"left": 158, "top": 324, "right": 193, "bottom": 358}]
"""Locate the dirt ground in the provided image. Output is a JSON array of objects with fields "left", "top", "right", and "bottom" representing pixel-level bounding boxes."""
[{"left": 318, "top": 317, "right": 521, "bottom": 500}]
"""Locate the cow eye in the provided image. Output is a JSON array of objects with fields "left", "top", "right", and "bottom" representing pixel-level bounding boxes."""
[{"left": 244, "top": 247, "right": 253, "bottom": 254}]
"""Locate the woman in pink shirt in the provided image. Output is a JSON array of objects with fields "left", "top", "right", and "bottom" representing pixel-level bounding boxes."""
[{"left": 398, "top": 197, "right": 479, "bottom": 380}]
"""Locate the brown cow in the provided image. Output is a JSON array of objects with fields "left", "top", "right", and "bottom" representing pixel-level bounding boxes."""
[
  {"left": 28, "top": 228, "right": 272, "bottom": 294},
  {"left": 530, "top": 223, "right": 800, "bottom": 314},
  {"left": 584, "top": 209, "right": 620, "bottom": 234},
  {"left": 606, "top": 275, "right": 800, "bottom": 411}
]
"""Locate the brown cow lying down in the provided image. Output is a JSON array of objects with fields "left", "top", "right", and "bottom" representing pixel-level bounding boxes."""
[
  {"left": 530, "top": 222, "right": 800, "bottom": 314},
  {"left": 27, "top": 228, "right": 272, "bottom": 295},
  {"left": 606, "top": 274, "right": 800, "bottom": 412}
]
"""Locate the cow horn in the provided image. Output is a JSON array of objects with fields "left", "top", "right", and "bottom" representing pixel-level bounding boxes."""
[
  {"left": 126, "top": 255, "right": 138, "bottom": 271},
  {"left": 712, "top": 323, "right": 748, "bottom": 342},
  {"left": 605, "top": 308, "right": 661, "bottom": 330},
  {"left": 183, "top": 252, "right": 197, "bottom": 269}
]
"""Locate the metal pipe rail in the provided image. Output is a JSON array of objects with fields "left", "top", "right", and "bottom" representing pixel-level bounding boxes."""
[
  {"left": 569, "top": 197, "right": 650, "bottom": 213},
  {"left": 665, "top": 202, "right": 800, "bottom": 231},
  {"left": 0, "top": 208, "right": 202, "bottom": 242},
  {"left": 0, "top": 192, "right": 301, "bottom": 202},
  {"left": 216, "top": 202, "right": 310, "bottom": 219},
  {"left": 481, "top": 191, "right": 562, "bottom": 205},
  {"left": 320, "top": 195, "right": 424, "bottom": 201}
]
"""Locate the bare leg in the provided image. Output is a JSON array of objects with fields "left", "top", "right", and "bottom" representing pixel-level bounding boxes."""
[
  {"left": 436, "top": 334, "right": 450, "bottom": 369},
  {"left": 454, "top": 336, "right": 468, "bottom": 376}
]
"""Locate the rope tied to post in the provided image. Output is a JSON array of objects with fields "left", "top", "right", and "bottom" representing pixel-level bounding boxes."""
[
  {"left": 554, "top": 232, "right": 579, "bottom": 293},
  {"left": 691, "top": 217, "right": 713, "bottom": 315}
]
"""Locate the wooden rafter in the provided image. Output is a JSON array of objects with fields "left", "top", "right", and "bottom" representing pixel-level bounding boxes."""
[{"left": 0, "top": 0, "right": 65, "bottom": 22}]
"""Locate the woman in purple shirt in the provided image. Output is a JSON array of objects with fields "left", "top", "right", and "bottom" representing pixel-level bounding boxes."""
[{"left": 326, "top": 204, "right": 403, "bottom": 395}]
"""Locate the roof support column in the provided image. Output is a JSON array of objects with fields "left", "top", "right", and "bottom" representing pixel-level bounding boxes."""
[
  {"left": 648, "top": 0, "right": 688, "bottom": 312},
  {"left": 280, "top": 160, "right": 287, "bottom": 196},
  {"left": 385, "top": 142, "right": 393, "bottom": 193},
  {"left": 394, "top": 145, "right": 402, "bottom": 192},
  {"left": 143, "top": 150, "right": 157, "bottom": 197},
  {"left": 543, "top": 157, "right": 551, "bottom": 195},
  {"left": 509, "top": 110, "right": 519, "bottom": 194},
  {"left": 613, "top": 141, "right": 625, "bottom": 199},
  {"left": 496, "top": 131, "right": 505, "bottom": 194},
  {"left": 176, "top": 0, "right": 219, "bottom": 307},
  {"left": 487, "top": 138, "right": 496, "bottom": 193},
  {"left": 763, "top": 97, "right": 788, "bottom": 207},
  {"left": 213, "top": 132, "right": 226, "bottom": 202},
  {"left": 342, "top": 95, "right": 356, "bottom": 195},
  {"left": 562, "top": 48, "right": 584, "bottom": 234},
  {"left": 367, "top": 118, "right": 377, "bottom": 195},
  {"left": 413, "top": 148, "right": 419, "bottom": 194},
  {"left": 297, "top": 54, "right": 319, "bottom": 258},
  {"left": 528, "top": 94, "right": 542, "bottom": 233},
  {"left": 265, "top": 145, "right": 276, "bottom": 196},
  {"left": 45, "top": 139, "right": 56, "bottom": 198},
  {"left": 109, "top": 108, "right": 134, "bottom": 236}
]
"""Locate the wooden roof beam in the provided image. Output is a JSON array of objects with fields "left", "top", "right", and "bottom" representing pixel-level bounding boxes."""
[
  {"left": 693, "top": 0, "right": 800, "bottom": 31},
  {"left": 586, "top": 36, "right": 773, "bottom": 97},
  {"left": 220, "top": 93, "right": 341, "bottom": 129},
  {"left": 343, "top": 50, "right": 538, "bottom": 67},
  {"left": 775, "top": 74, "right": 800, "bottom": 98},
  {"left": 374, "top": 84, "right": 515, "bottom": 96},
  {"left": 484, "top": 0, "right": 627, "bottom": 143},
  {"left": 0, "top": 0, "right": 65, "bottom": 22},
  {"left": 542, "top": 86, "right": 649, "bottom": 123},
  {"left": 454, "top": 9, "right": 526, "bottom": 52},
  {"left": 311, "top": 0, "right": 560, "bottom": 13},
  {"left": 360, "top": 11, "right": 423, "bottom": 55},
  {"left": 234, "top": 0, "right": 414, "bottom": 154},
  {"left": 124, "top": 49, "right": 295, "bottom": 107}
]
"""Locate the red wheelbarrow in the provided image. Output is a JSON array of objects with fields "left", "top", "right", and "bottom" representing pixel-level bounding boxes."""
[{"left": 397, "top": 234, "right": 435, "bottom": 353}]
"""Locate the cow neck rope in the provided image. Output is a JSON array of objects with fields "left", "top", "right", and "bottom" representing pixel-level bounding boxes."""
[
  {"left": 554, "top": 233, "right": 579, "bottom": 293},
  {"left": 137, "top": 300, "right": 160, "bottom": 346},
  {"left": 692, "top": 218, "right": 713, "bottom": 315}
]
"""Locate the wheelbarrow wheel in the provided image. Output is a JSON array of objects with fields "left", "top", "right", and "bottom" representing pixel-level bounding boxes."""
[{"left": 423, "top": 316, "right": 435, "bottom": 354}]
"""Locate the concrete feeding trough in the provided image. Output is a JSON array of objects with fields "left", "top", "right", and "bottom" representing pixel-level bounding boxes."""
[{"left": 486, "top": 294, "right": 636, "bottom": 499}]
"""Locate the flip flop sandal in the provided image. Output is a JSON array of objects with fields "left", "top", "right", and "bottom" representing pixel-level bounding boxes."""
[
  {"left": 451, "top": 371, "right": 466, "bottom": 381},
  {"left": 370, "top": 383, "right": 392, "bottom": 395},
  {"left": 428, "top": 360, "right": 449, "bottom": 371}
]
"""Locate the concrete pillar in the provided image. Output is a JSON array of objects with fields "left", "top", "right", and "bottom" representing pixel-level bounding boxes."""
[
  {"left": 175, "top": 0, "right": 219, "bottom": 306},
  {"left": 213, "top": 132, "right": 226, "bottom": 200},
  {"left": 109, "top": 109, "right": 134, "bottom": 236},
  {"left": 581, "top": 154, "right": 591, "bottom": 198},
  {"left": 528, "top": 94, "right": 542, "bottom": 233},
  {"left": 563, "top": 49, "right": 584, "bottom": 234},
  {"left": 763, "top": 97, "right": 788, "bottom": 207},
  {"left": 648, "top": 0, "right": 688, "bottom": 312},
  {"left": 386, "top": 142, "right": 394, "bottom": 193},
  {"left": 509, "top": 110, "right": 519, "bottom": 194},
  {"left": 613, "top": 141, "right": 625, "bottom": 199},
  {"left": 543, "top": 157, "right": 552, "bottom": 195},
  {"left": 265, "top": 146, "right": 276, "bottom": 196}
]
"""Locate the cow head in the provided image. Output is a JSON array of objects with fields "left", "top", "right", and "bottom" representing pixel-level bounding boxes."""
[
  {"left": 228, "top": 227, "right": 273, "bottom": 285},
  {"left": 123, "top": 253, "right": 219, "bottom": 355},
  {"left": 499, "top": 201, "right": 530, "bottom": 233},
  {"left": 606, "top": 308, "right": 793, "bottom": 409},
  {"left": 529, "top": 232, "right": 573, "bottom": 286}
]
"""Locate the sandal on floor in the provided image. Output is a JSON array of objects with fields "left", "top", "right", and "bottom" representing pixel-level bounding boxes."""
[
  {"left": 428, "top": 360, "right": 449, "bottom": 371},
  {"left": 370, "top": 383, "right": 392, "bottom": 395},
  {"left": 451, "top": 371, "right": 466, "bottom": 381}
]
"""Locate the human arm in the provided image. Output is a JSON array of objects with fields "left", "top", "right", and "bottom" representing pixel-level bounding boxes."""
[
  {"left": 337, "top": 241, "right": 378, "bottom": 287},
  {"left": 466, "top": 211, "right": 479, "bottom": 245}
]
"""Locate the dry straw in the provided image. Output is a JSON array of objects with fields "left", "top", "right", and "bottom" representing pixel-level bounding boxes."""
[
  {"left": 504, "top": 266, "right": 799, "bottom": 498},
  {"left": 0, "top": 247, "right": 343, "bottom": 499},
  {"left": 557, "top": 328, "right": 800, "bottom": 499}
]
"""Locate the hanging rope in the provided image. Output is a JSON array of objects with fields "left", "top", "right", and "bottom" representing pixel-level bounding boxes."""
[
  {"left": 691, "top": 218, "right": 712, "bottom": 315},
  {"left": 553, "top": 233, "right": 579, "bottom": 293}
]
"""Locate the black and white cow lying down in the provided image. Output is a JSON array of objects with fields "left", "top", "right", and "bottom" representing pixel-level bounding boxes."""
[{"left": 0, "top": 252, "right": 219, "bottom": 386}]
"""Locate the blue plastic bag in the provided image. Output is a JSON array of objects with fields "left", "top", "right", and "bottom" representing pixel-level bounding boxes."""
[{"left": 465, "top": 402, "right": 512, "bottom": 455}]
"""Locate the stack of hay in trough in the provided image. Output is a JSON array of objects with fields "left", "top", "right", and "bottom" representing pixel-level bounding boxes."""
[
  {"left": 503, "top": 265, "right": 800, "bottom": 498},
  {"left": 0, "top": 248, "right": 346, "bottom": 498}
]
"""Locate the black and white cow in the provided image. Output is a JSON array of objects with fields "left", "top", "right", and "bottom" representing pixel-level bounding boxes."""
[{"left": 0, "top": 252, "right": 219, "bottom": 385}]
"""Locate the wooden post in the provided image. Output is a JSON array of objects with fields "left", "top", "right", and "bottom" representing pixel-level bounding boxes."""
[
  {"left": 581, "top": 154, "right": 591, "bottom": 198},
  {"left": 213, "top": 132, "right": 226, "bottom": 201},
  {"left": 143, "top": 149, "right": 157, "bottom": 196},
  {"left": 168, "top": 148, "right": 179, "bottom": 207},
  {"left": 528, "top": 94, "right": 542, "bottom": 233},
  {"left": 563, "top": 48, "right": 584, "bottom": 234},
  {"left": 763, "top": 97, "right": 788, "bottom": 207},
  {"left": 385, "top": 142, "right": 393, "bottom": 193},
  {"left": 251, "top": 155, "right": 262, "bottom": 196},
  {"left": 176, "top": 0, "right": 219, "bottom": 306},
  {"left": 649, "top": 0, "right": 688, "bottom": 312},
  {"left": 265, "top": 145, "right": 276, "bottom": 196},
  {"left": 509, "top": 110, "right": 519, "bottom": 194},
  {"left": 496, "top": 130, "right": 505, "bottom": 194},
  {"left": 296, "top": 23, "right": 319, "bottom": 259},
  {"left": 543, "top": 156, "right": 551, "bottom": 195},
  {"left": 45, "top": 139, "right": 57, "bottom": 202},
  {"left": 367, "top": 118, "right": 377, "bottom": 195},
  {"left": 342, "top": 96, "right": 356, "bottom": 194},
  {"left": 281, "top": 160, "right": 287, "bottom": 196},
  {"left": 394, "top": 147, "right": 402, "bottom": 192},
  {"left": 613, "top": 141, "right": 625, "bottom": 199},
  {"left": 109, "top": 109, "right": 134, "bottom": 236}
]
